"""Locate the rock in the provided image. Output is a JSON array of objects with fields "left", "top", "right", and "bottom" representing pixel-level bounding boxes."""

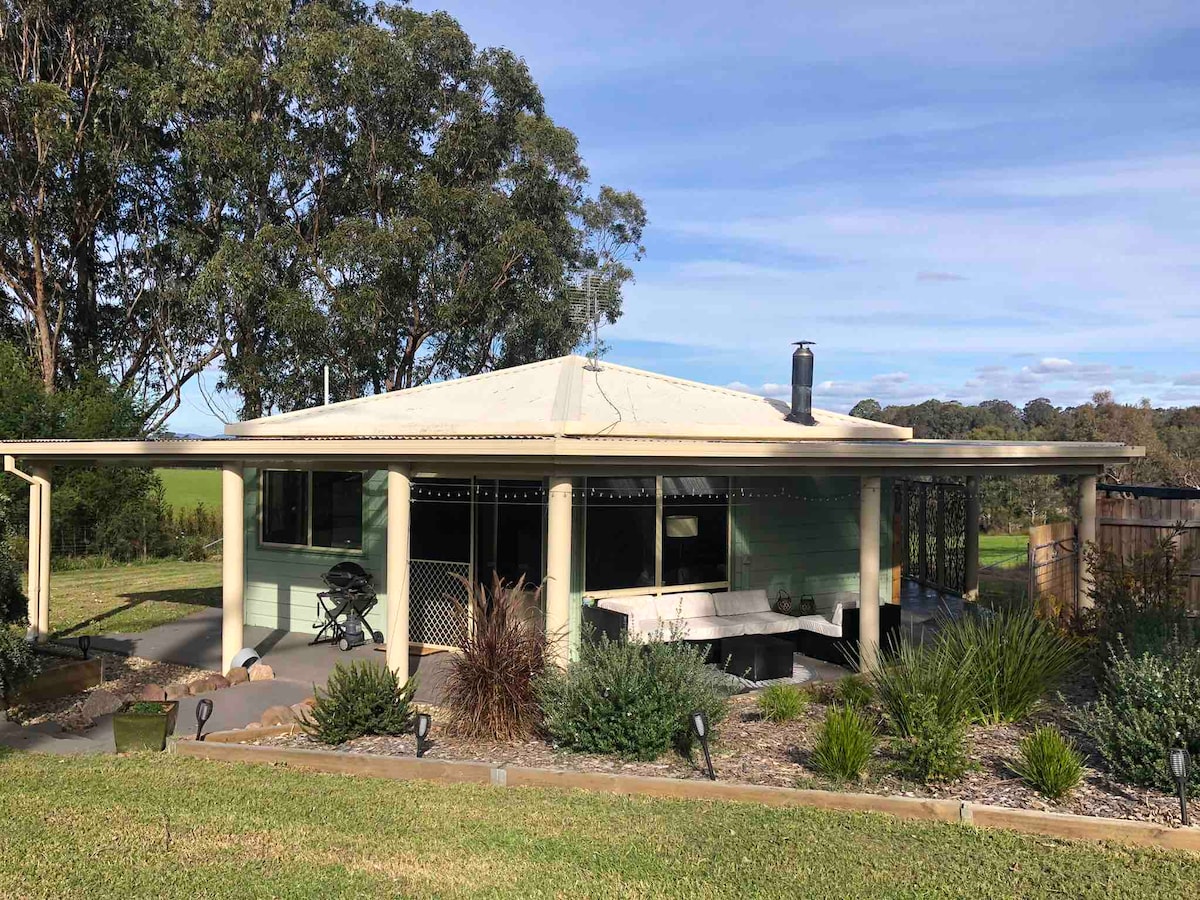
[
  {"left": 301, "top": 696, "right": 316, "bottom": 708},
  {"left": 80, "top": 688, "right": 123, "bottom": 719},
  {"left": 60, "top": 701, "right": 94, "bottom": 732},
  {"left": 189, "top": 674, "right": 231, "bottom": 695},
  {"left": 164, "top": 683, "right": 189, "bottom": 701},
  {"left": 225, "top": 666, "right": 249, "bottom": 685},
  {"left": 290, "top": 703, "right": 313, "bottom": 721},
  {"left": 243, "top": 721, "right": 263, "bottom": 730},
  {"left": 137, "top": 683, "right": 167, "bottom": 702},
  {"left": 248, "top": 663, "right": 275, "bottom": 682},
  {"left": 260, "top": 704, "right": 295, "bottom": 726}
]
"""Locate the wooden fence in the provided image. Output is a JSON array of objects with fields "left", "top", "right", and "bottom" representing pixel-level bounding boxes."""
[
  {"left": 1096, "top": 494, "right": 1200, "bottom": 610},
  {"left": 1028, "top": 521, "right": 1077, "bottom": 616}
]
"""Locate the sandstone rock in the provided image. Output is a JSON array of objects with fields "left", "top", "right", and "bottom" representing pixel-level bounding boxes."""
[
  {"left": 137, "top": 683, "right": 167, "bottom": 702},
  {"left": 164, "top": 683, "right": 190, "bottom": 701},
  {"left": 248, "top": 663, "right": 275, "bottom": 682},
  {"left": 60, "top": 701, "right": 94, "bottom": 732},
  {"left": 80, "top": 688, "right": 123, "bottom": 719},
  {"left": 225, "top": 666, "right": 249, "bottom": 685},
  {"left": 243, "top": 721, "right": 262, "bottom": 730},
  {"left": 260, "top": 704, "right": 295, "bottom": 726},
  {"left": 290, "top": 703, "right": 314, "bottom": 722},
  {"left": 189, "top": 673, "right": 231, "bottom": 695}
]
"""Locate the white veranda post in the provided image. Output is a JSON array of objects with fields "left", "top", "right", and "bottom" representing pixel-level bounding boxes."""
[
  {"left": 386, "top": 464, "right": 412, "bottom": 681},
  {"left": 221, "top": 463, "right": 245, "bottom": 674},
  {"left": 545, "top": 476, "right": 573, "bottom": 667},
  {"left": 858, "top": 475, "right": 881, "bottom": 672}
]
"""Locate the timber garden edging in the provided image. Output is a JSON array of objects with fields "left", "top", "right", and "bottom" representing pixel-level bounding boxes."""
[{"left": 172, "top": 732, "right": 1200, "bottom": 854}]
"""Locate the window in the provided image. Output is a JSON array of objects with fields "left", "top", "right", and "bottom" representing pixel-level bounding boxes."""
[
  {"left": 584, "top": 476, "right": 730, "bottom": 594},
  {"left": 261, "top": 470, "right": 363, "bottom": 550},
  {"left": 663, "top": 477, "right": 728, "bottom": 586},
  {"left": 585, "top": 477, "right": 656, "bottom": 592}
]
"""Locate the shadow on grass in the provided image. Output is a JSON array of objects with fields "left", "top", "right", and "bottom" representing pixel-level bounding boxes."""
[{"left": 54, "top": 586, "right": 220, "bottom": 640}]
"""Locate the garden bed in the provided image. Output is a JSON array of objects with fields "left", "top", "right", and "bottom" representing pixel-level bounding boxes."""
[
  {"left": 8, "top": 649, "right": 214, "bottom": 730},
  {"left": 248, "top": 673, "right": 1195, "bottom": 829}
]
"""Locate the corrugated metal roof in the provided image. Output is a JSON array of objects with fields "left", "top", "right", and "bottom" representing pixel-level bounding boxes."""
[{"left": 225, "top": 355, "right": 914, "bottom": 442}]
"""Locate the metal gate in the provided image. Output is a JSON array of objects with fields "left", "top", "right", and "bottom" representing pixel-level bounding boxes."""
[{"left": 895, "top": 479, "right": 967, "bottom": 596}]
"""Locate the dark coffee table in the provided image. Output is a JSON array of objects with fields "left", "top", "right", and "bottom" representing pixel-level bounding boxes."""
[{"left": 721, "top": 633, "right": 794, "bottom": 682}]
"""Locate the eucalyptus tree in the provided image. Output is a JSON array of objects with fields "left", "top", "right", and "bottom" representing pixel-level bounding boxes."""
[{"left": 189, "top": 1, "right": 648, "bottom": 412}]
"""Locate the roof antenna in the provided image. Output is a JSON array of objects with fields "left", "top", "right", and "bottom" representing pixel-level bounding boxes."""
[{"left": 566, "top": 270, "right": 613, "bottom": 372}]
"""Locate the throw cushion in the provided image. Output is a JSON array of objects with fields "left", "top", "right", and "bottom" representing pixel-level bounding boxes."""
[{"left": 712, "top": 589, "right": 771, "bottom": 617}]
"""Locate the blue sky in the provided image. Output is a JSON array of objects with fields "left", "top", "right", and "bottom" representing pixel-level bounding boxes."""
[{"left": 168, "top": 0, "right": 1200, "bottom": 433}]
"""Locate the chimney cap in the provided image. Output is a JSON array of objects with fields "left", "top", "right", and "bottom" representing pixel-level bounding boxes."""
[{"left": 792, "top": 340, "right": 816, "bottom": 347}]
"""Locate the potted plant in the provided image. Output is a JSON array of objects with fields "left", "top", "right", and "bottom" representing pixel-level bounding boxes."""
[{"left": 112, "top": 700, "right": 179, "bottom": 752}]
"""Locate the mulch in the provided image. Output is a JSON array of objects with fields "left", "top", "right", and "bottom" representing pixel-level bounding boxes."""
[{"left": 255, "top": 671, "right": 1196, "bottom": 827}]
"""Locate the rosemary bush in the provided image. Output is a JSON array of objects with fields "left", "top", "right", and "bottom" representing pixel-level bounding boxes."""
[{"left": 302, "top": 661, "right": 417, "bottom": 746}]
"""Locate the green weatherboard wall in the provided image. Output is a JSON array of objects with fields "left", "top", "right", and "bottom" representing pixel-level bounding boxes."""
[
  {"left": 242, "top": 471, "right": 890, "bottom": 642},
  {"left": 243, "top": 468, "right": 390, "bottom": 634},
  {"left": 729, "top": 476, "right": 892, "bottom": 614}
]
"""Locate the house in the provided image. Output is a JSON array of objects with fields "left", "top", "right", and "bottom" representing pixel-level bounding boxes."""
[{"left": 1, "top": 348, "right": 1142, "bottom": 678}]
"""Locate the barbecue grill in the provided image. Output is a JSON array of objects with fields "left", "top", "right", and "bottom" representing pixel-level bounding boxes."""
[{"left": 312, "top": 561, "right": 385, "bottom": 651}]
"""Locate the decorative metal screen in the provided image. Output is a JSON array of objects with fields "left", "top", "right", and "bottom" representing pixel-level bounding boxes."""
[
  {"left": 896, "top": 480, "right": 967, "bottom": 596},
  {"left": 409, "top": 559, "right": 470, "bottom": 647}
]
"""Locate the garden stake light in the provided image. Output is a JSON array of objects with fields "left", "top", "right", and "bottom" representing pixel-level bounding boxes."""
[
  {"left": 195, "top": 698, "right": 214, "bottom": 742},
  {"left": 415, "top": 713, "right": 431, "bottom": 758},
  {"left": 1168, "top": 746, "right": 1190, "bottom": 827},
  {"left": 78, "top": 635, "right": 90, "bottom": 660},
  {"left": 690, "top": 710, "right": 715, "bottom": 780}
]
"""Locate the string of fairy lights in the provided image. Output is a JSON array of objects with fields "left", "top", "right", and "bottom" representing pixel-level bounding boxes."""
[{"left": 408, "top": 480, "right": 861, "bottom": 506}]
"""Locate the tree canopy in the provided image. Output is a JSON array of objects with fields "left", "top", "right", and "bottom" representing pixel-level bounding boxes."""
[{"left": 0, "top": 0, "right": 646, "bottom": 425}]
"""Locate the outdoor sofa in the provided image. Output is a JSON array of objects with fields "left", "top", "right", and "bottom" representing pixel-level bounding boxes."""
[{"left": 582, "top": 589, "right": 900, "bottom": 668}]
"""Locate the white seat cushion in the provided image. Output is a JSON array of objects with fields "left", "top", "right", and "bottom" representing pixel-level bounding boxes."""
[
  {"left": 654, "top": 591, "right": 716, "bottom": 620},
  {"left": 794, "top": 615, "right": 843, "bottom": 638},
  {"left": 728, "top": 611, "right": 801, "bottom": 636},
  {"left": 667, "top": 616, "right": 745, "bottom": 642},
  {"left": 712, "top": 589, "right": 771, "bottom": 617}
]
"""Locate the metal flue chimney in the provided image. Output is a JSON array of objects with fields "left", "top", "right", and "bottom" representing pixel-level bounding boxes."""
[{"left": 786, "top": 341, "right": 816, "bottom": 426}]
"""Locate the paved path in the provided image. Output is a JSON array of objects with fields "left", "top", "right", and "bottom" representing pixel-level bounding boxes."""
[{"left": 85, "top": 607, "right": 452, "bottom": 704}]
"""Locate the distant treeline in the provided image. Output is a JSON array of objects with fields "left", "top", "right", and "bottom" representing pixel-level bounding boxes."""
[{"left": 851, "top": 392, "right": 1200, "bottom": 531}]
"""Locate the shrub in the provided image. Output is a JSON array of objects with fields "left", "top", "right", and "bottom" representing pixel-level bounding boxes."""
[
  {"left": 1085, "top": 532, "right": 1199, "bottom": 657},
  {"left": 0, "top": 539, "right": 24, "bottom": 625},
  {"left": 538, "top": 634, "right": 731, "bottom": 761},
  {"left": 1011, "top": 726, "right": 1085, "bottom": 799},
  {"left": 0, "top": 626, "right": 40, "bottom": 704},
  {"left": 895, "top": 694, "right": 969, "bottom": 783},
  {"left": 758, "top": 684, "right": 808, "bottom": 723},
  {"left": 1079, "top": 638, "right": 1200, "bottom": 793},
  {"left": 937, "top": 608, "right": 1083, "bottom": 724},
  {"left": 835, "top": 674, "right": 874, "bottom": 708},
  {"left": 301, "top": 661, "right": 417, "bottom": 746},
  {"left": 871, "top": 637, "right": 975, "bottom": 740},
  {"left": 810, "top": 705, "right": 876, "bottom": 781},
  {"left": 444, "top": 575, "right": 548, "bottom": 740}
]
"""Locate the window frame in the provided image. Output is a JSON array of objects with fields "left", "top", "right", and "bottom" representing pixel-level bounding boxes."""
[
  {"left": 258, "top": 468, "right": 366, "bottom": 555},
  {"left": 582, "top": 475, "right": 732, "bottom": 600}
]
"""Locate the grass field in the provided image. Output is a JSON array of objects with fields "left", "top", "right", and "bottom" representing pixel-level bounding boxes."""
[
  {"left": 979, "top": 532, "right": 1028, "bottom": 569},
  {"left": 155, "top": 467, "right": 221, "bottom": 512},
  {"left": 0, "top": 754, "right": 1197, "bottom": 900},
  {"left": 44, "top": 558, "right": 221, "bottom": 637}
]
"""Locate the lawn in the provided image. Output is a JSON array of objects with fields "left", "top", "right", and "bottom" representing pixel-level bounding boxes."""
[
  {"left": 0, "top": 754, "right": 1196, "bottom": 900},
  {"left": 45, "top": 558, "right": 221, "bottom": 637},
  {"left": 155, "top": 467, "right": 221, "bottom": 512},
  {"left": 979, "top": 532, "right": 1028, "bottom": 569}
]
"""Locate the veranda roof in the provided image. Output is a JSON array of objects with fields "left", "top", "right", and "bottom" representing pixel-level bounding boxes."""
[{"left": 0, "top": 355, "right": 1145, "bottom": 474}]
